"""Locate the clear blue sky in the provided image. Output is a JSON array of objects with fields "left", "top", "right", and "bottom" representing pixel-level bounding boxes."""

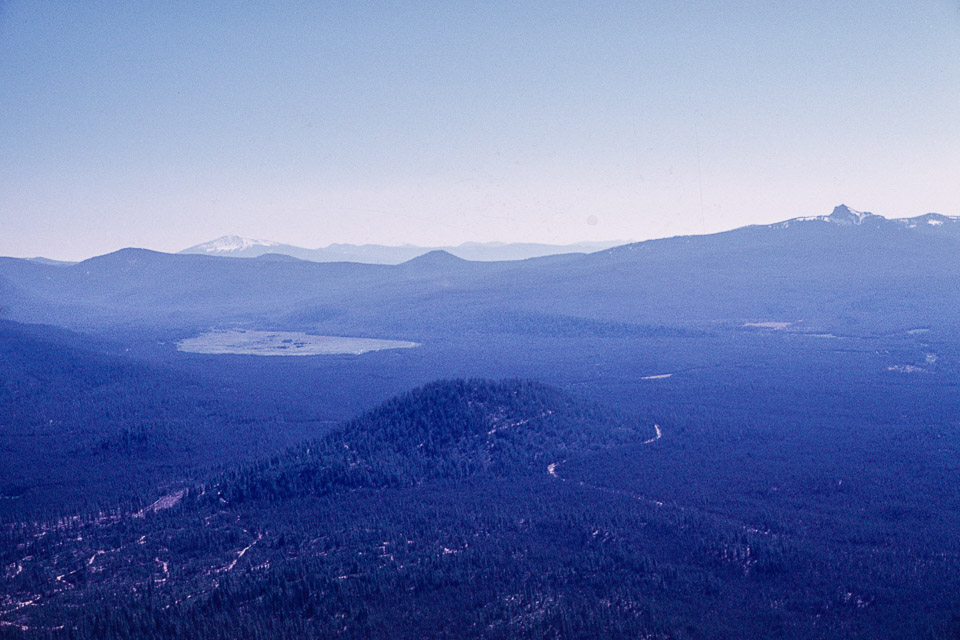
[{"left": 1, "top": 1, "right": 958, "bottom": 259}]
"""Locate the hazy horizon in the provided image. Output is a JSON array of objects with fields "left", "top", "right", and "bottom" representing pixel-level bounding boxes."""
[
  {"left": 2, "top": 2, "right": 958, "bottom": 260},
  {"left": 20, "top": 233, "right": 630, "bottom": 262},
  {"left": 8, "top": 201, "right": 947, "bottom": 262}
]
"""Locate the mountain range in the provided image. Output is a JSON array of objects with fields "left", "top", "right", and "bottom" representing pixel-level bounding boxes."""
[
  {"left": 2, "top": 205, "right": 959, "bottom": 335},
  {"left": 179, "top": 236, "right": 624, "bottom": 263}
]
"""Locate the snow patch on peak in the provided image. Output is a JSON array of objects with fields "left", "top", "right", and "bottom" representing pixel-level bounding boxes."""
[
  {"left": 193, "top": 236, "right": 280, "bottom": 253},
  {"left": 891, "top": 212, "right": 959, "bottom": 228}
]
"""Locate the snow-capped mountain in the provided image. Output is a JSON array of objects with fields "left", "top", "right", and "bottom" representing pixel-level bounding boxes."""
[
  {"left": 181, "top": 235, "right": 282, "bottom": 256},
  {"left": 774, "top": 204, "right": 959, "bottom": 230}
]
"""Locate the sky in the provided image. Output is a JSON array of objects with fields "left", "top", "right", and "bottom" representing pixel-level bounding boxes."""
[{"left": 1, "top": 1, "right": 959, "bottom": 260}]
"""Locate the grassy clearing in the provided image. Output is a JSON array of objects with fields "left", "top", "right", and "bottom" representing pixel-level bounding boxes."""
[{"left": 177, "top": 330, "right": 419, "bottom": 356}]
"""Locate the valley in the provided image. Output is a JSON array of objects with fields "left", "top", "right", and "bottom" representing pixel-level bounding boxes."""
[{"left": 2, "top": 207, "right": 960, "bottom": 638}]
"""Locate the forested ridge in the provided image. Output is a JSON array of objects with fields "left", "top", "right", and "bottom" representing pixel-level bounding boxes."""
[
  {"left": 215, "top": 379, "right": 644, "bottom": 503},
  {"left": 3, "top": 378, "right": 960, "bottom": 639}
]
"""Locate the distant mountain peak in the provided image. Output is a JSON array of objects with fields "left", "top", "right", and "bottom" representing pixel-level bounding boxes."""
[
  {"left": 182, "top": 235, "right": 280, "bottom": 254},
  {"left": 771, "top": 204, "right": 882, "bottom": 230},
  {"left": 770, "top": 205, "right": 959, "bottom": 231},
  {"left": 402, "top": 249, "right": 467, "bottom": 266},
  {"left": 827, "top": 204, "right": 876, "bottom": 226}
]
